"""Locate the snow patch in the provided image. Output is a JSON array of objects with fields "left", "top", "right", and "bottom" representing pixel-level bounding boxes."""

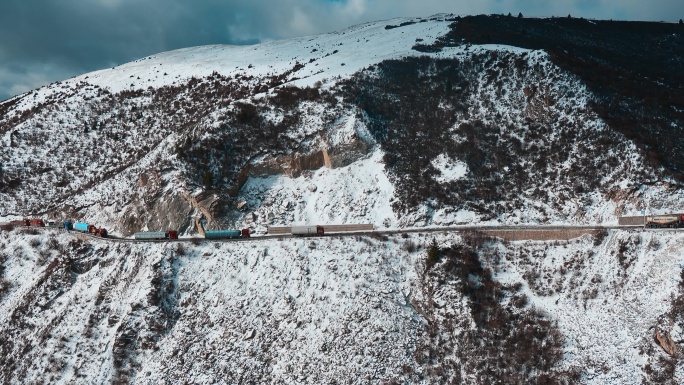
[{"left": 431, "top": 153, "right": 468, "bottom": 183}]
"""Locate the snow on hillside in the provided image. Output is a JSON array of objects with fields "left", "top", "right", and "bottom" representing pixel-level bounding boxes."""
[
  {"left": 1, "top": 15, "right": 457, "bottom": 230},
  {"left": 1, "top": 226, "right": 683, "bottom": 384},
  {"left": 0, "top": 228, "right": 426, "bottom": 384},
  {"left": 2, "top": 13, "right": 681, "bottom": 233},
  {"left": 240, "top": 149, "right": 397, "bottom": 232},
  {"left": 8, "top": 15, "right": 453, "bottom": 113},
  {"left": 494, "top": 230, "right": 684, "bottom": 384},
  {"left": 431, "top": 153, "right": 468, "bottom": 183},
  {"left": 1, "top": 13, "right": 684, "bottom": 385}
]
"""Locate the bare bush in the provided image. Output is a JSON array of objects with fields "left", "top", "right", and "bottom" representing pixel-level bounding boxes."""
[
  {"left": 29, "top": 237, "right": 41, "bottom": 248},
  {"left": 402, "top": 240, "right": 416, "bottom": 253},
  {"left": 593, "top": 229, "right": 608, "bottom": 246},
  {"left": 175, "top": 244, "right": 186, "bottom": 256}
]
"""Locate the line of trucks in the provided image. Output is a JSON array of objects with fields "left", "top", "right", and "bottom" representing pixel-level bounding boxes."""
[
  {"left": 58, "top": 222, "right": 324, "bottom": 240},
  {"left": 127, "top": 226, "right": 325, "bottom": 240},
  {"left": 62, "top": 222, "right": 253, "bottom": 240},
  {"left": 1, "top": 220, "right": 332, "bottom": 240},
  {"left": 4, "top": 215, "right": 683, "bottom": 241}
]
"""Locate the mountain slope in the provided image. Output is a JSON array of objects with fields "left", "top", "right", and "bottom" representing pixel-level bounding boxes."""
[
  {"left": 1, "top": 228, "right": 683, "bottom": 384},
  {"left": 1, "top": 14, "right": 684, "bottom": 384},
  {"left": 1, "top": 15, "right": 681, "bottom": 235}
]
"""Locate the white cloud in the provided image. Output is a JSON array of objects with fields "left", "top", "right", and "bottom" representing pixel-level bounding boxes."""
[{"left": 288, "top": 7, "right": 319, "bottom": 36}]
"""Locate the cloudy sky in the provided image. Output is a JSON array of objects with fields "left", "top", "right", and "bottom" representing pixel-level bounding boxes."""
[{"left": 1, "top": 0, "right": 682, "bottom": 101}]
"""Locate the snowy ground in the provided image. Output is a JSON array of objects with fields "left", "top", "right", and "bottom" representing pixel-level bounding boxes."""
[
  {"left": 239, "top": 149, "right": 398, "bottom": 232},
  {"left": 0, "top": 228, "right": 427, "bottom": 384},
  {"left": 493, "top": 229, "right": 684, "bottom": 384},
  {"left": 7, "top": 15, "right": 454, "bottom": 114},
  {"left": 1, "top": 227, "right": 682, "bottom": 384},
  {"left": 2, "top": 14, "right": 681, "bottom": 233}
]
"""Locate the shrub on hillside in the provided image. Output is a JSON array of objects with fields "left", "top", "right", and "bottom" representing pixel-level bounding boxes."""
[{"left": 413, "top": 241, "right": 579, "bottom": 383}]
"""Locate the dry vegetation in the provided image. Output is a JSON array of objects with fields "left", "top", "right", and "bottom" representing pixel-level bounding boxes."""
[
  {"left": 428, "top": 14, "right": 684, "bottom": 181},
  {"left": 338, "top": 53, "right": 649, "bottom": 218},
  {"left": 399, "top": 234, "right": 580, "bottom": 384}
]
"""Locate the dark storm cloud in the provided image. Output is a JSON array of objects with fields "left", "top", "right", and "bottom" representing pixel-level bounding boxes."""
[
  {"left": 1, "top": 0, "right": 683, "bottom": 101},
  {"left": 0, "top": 1, "right": 251, "bottom": 84},
  {"left": 0, "top": 0, "right": 266, "bottom": 100}
]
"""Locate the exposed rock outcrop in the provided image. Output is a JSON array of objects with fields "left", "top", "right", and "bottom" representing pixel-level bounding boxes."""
[{"left": 655, "top": 328, "right": 677, "bottom": 357}]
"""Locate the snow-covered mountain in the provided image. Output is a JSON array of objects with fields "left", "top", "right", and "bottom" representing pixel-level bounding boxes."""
[
  {"left": 1, "top": 14, "right": 681, "bottom": 235},
  {"left": 1, "top": 14, "right": 683, "bottom": 384},
  {"left": 0, "top": 16, "right": 451, "bottom": 234}
]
